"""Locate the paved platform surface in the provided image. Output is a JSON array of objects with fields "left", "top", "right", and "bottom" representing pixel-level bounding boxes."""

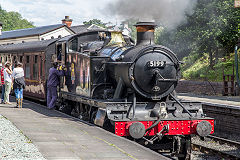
[
  {"left": 0, "top": 98, "right": 169, "bottom": 160},
  {"left": 177, "top": 93, "right": 240, "bottom": 107}
]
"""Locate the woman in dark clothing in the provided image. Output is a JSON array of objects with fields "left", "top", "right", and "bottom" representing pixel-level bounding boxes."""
[{"left": 47, "top": 62, "right": 64, "bottom": 109}]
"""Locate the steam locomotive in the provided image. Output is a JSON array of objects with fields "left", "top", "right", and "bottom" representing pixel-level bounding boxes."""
[{"left": 0, "top": 22, "right": 214, "bottom": 160}]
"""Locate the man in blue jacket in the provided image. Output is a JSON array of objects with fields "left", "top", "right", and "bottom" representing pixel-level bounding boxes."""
[{"left": 47, "top": 62, "right": 64, "bottom": 110}]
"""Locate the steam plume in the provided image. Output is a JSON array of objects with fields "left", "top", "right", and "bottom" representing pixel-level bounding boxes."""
[{"left": 105, "top": 0, "right": 197, "bottom": 29}]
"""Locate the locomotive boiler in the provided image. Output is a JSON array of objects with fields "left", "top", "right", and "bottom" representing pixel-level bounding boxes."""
[
  {"left": 107, "top": 22, "right": 180, "bottom": 100},
  {"left": 0, "top": 22, "right": 214, "bottom": 160}
]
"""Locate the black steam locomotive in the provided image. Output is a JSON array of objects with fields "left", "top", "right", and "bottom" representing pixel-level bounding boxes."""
[{"left": 0, "top": 22, "right": 214, "bottom": 160}]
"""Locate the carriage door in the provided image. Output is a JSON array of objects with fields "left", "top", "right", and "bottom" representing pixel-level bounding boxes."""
[
  {"left": 56, "top": 43, "right": 66, "bottom": 88},
  {"left": 39, "top": 53, "right": 45, "bottom": 83}
]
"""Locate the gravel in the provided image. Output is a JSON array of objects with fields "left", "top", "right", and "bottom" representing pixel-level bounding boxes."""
[
  {"left": 191, "top": 150, "right": 219, "bottom": 160},
  {"left": 0, "top": 115, "right": 46, "bottom": 160},
  {"left": 191, "top": 135, "right": 240, "bottom": 159}
]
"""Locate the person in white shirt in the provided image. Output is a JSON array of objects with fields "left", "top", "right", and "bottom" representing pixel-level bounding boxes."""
[
  {"left": 3, "top": 62, "right": 12, "bottom": 104},
  {"left": 12, "top": 62, "right": 25, "bottom": 108}
]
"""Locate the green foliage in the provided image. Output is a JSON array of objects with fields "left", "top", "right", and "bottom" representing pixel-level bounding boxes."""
[
  {"left": 181, "top": 52, "right": 238, "bottom": 82},
  {"left": 155, "top": 0, "right": 240, "bottom": 81},
  {"left": 83, "top": 19, "right": 107, "bottom": 28},
  {"left": 182, "top": 53, "right": 210, "bottom": 80},
  {"left": 157, "top": 0, "right": 240, "bottom": 62},
  {"left": 0, "top": 6, "right": 34, "bottom": 31},
  {"left": 181, "top": 52, "right": 202, "bottom": 71},
  {"left": 154, "top": 26, "right": 164, "bottom": 44}
]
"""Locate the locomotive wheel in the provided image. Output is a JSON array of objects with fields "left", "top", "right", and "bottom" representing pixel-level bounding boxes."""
[
  {"left": 178, "top": 136, "right": 191, "bottom": 160},
  {"left": 59, "top": 101, "right": 73, "bottom": 115},
  {"left": 103, "top": 118, "right": 114, "bottom": 133},
  {"left": 90, "top": 111, "right": 97, "bottom": 123},
  {"left": 172, "top": 136, "right": 191, "bottom": 160}
]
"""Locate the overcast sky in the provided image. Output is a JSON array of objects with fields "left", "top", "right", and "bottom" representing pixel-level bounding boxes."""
[{"left": 0, "top": 0, "right": 119, "bottom": 27}]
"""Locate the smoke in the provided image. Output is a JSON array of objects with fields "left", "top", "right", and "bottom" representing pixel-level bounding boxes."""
[{"left": 105, "top": 0, "right": 197, "bottom": 30}]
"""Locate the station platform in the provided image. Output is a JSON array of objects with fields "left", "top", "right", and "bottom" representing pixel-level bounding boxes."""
[
  {"left": 177, "top": 93, "right": 240, "bottom": 107},
  {"left": 0, "top": 97, "right": 169, "bottom": 160}
]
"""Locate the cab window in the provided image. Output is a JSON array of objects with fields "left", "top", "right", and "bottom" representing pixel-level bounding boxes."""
[{"left": 68, "top": 38, "right": 78, "bottom": 52}]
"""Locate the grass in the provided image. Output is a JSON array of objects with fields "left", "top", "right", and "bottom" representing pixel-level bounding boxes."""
[{"left": 181, "top": 52, "right": 239, "bottom": 82}]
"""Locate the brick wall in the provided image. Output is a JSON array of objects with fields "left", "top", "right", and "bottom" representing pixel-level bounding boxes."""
[{"left": 175, "top": 80, "right": 223, "bottom": 95}]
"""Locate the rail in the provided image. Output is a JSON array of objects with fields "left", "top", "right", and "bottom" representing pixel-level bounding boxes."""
[
  {"left": 208, "top": 135, "right": 240, "bottom": 148},
  {"left": 192, "top": 135, "right": 240, "bottom": 159}
]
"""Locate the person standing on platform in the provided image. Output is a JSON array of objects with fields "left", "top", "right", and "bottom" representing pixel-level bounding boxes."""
[
  {"left": 12, "top": 62, "right": 25, "bottom": 108},
  {"left": 0, "top": 63, "right": 5, "bottom": 103},
  {"left": 3, "top": 62, "right": 12, "bottom": 104},
  {"left": 47, "top": 62, "right": 64, "bottom": 110}
]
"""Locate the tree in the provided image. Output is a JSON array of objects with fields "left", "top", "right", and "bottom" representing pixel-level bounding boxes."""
[
  {"left": 157, "top": 0, "right": 240, "bottom": 68},
  {"left": 83, "top": 19, "right": 107, "bottom": 28},
  {"left": 0, "top": 6, "right": 34, "bottom": 31}
]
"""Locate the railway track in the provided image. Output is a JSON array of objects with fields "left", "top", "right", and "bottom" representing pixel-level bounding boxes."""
[
  {"left": 192, "top": 135, "right": 240, "bottom": 159},
  {"left": 208, "top": 135, "right": 240, "bottom": 148},
  {"left": 191, "top": 100, "right": 240, "bottom": 136}
]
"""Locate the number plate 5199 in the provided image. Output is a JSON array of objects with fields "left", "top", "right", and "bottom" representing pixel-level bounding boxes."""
[{"left": 147, "top": 61, "right": 166, "bottom": 68}]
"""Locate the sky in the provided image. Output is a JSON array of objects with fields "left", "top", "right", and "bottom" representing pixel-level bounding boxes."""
[
  {"left": 0, "top": 0, "right": 118, "bottom": 27},
  {"left": 0, "top": 0, "right": 197, "bottom": 30}
]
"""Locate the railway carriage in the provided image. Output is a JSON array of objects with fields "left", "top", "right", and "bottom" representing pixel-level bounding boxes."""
[
  {"left": 0, "top": 39, "right": 57, "bottom": 100},
  {"left": 0, "top": 22, "right": 214, "bottom": 160}
]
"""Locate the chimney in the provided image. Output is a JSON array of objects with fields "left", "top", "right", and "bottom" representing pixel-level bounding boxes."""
[
  {"left": 0, "top": 22, "right": 2, "bottom": 36},
  {"left": 62, "top": 16, "right": 72, "bottom": 27},
  {"left": 134, "top": 22, "right": 156, "bottom": 45}
]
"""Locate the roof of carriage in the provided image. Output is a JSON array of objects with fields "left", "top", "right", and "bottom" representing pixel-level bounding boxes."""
[{"left": 0, "top": 39, "right": 57, "bottom": 53}]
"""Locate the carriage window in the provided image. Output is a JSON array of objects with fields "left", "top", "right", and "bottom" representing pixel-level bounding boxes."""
[
  {"left": 68, "top": 38, "right": 78, "bottom": 52},
  {"left": 40, "top": 56, "right": 43, "bottom": 77},
  {"left": 13, "top": 56, "right": 16, "bottom": 64},
  {"left": 82, "top": 70, "right": 85, "bottom": 89},
  {"left": 7, "top": 55, "right": 11, "bottom": 62},
  {"left": 20, "top": 56, "right": 23, "bottom": 63},
  {"left": 25, "top": 56, "right": 30, "bottom": 79},
  {"left": 5, "top": 56, "right": 7, "bottom": 62},
  {"left": 87, "top": 63, "right": 90, "bottom": 90},
  {"left": 33, "top": 55, "right": 39, "bottom": 80}
]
